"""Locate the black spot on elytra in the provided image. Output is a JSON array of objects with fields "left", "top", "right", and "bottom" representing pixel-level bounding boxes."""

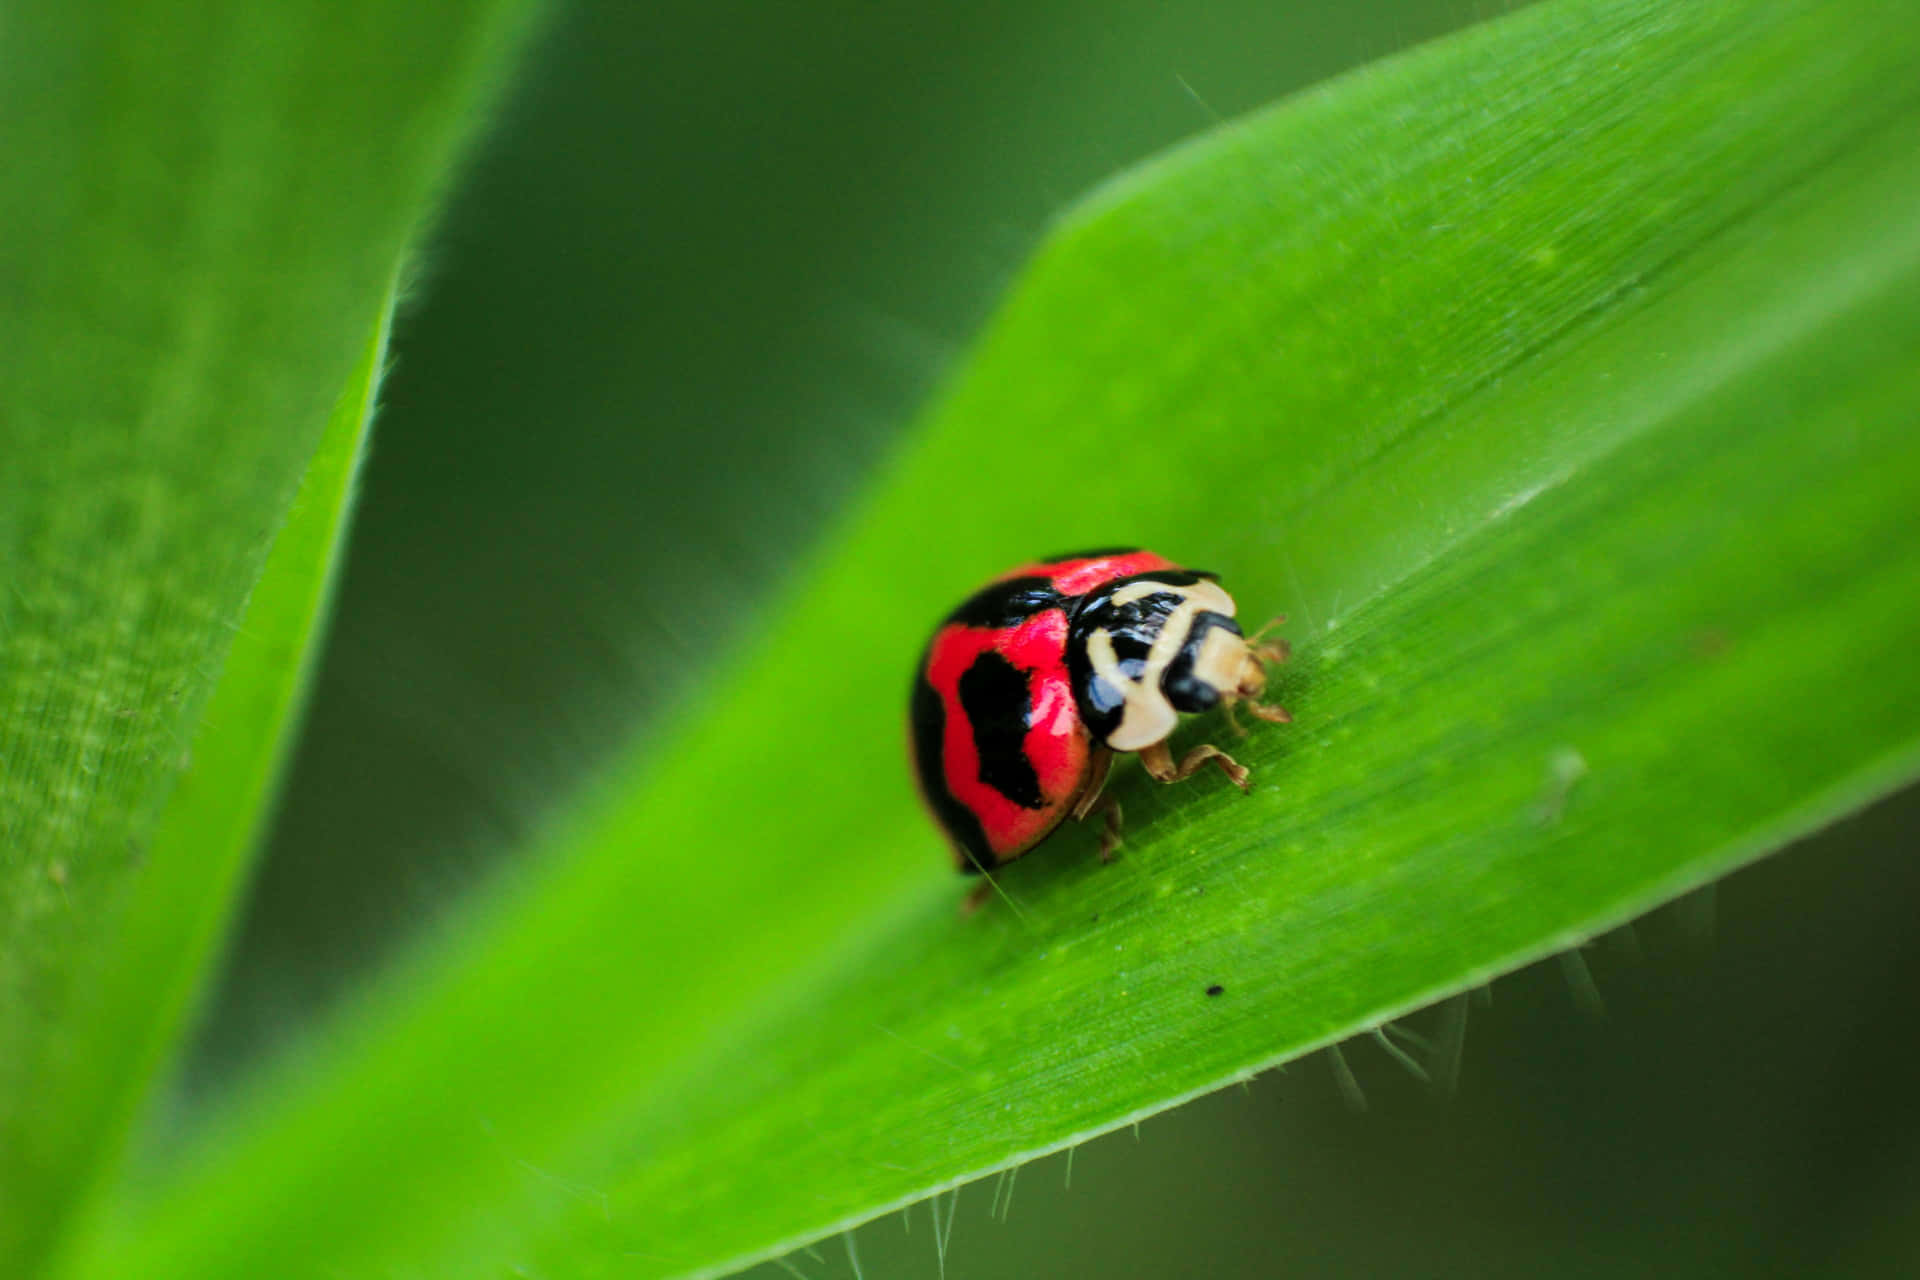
[
  {"left": 1206, "top": 984, "right": 1225, "bottom": 997},
  {"left": 910, "top": 667, "right": 994, "bottom": 871},
  {"left": 958, "top": 651, "right": 1046, "bottom": 810},
  {"left": 945, "top": 576, "right": 1062, "bottom": 629}
]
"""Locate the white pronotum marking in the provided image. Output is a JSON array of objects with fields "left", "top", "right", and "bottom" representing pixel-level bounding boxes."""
[{"left": 1089, "top": 580, "right": 1241, "bottom": 752}]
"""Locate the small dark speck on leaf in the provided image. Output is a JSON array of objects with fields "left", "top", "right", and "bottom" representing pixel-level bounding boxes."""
[
  {"left": 1206, "top": 984, "right": 1225, "bottom": 997},
  {"left": 1692, "top": 626, "right": 1732, "bottom": 658},
  {"left": 1089, "top": 913, "right": 1099, "bottom": 923}
]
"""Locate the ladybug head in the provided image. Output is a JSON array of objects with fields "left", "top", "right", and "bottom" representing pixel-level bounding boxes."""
[
  {"left": 1067, "top": 573, "right": 1266, "bottom": 752},
  {"left": 1162, "top": 608, "right": 1268, "bottom": 712}
]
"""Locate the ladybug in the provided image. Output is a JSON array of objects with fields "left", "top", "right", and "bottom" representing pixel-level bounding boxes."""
[{"left": 910, "top": 548, "right": 1290, "bottom": 879}]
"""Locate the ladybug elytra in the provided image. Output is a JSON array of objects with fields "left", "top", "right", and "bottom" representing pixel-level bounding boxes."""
[{"left": 910, "top": 548, "right": 1289, "bottom": 878}]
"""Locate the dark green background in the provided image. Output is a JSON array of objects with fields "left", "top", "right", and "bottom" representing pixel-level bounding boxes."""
[{"left": 189, "top": 2, "right": 1920, "bottom": 1274}]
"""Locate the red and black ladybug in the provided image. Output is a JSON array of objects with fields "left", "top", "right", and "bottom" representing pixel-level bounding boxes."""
[{"left": 910, "top": 548, "right": 1290, "bottom": 878}]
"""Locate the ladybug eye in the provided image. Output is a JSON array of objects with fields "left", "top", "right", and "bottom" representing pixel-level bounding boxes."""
[
  {"left": 1163, "top": 667, "right": 1222, "bottom": 713},
  {"left": 1163, "top": 616, "right": 1246, "bottom": 713}
]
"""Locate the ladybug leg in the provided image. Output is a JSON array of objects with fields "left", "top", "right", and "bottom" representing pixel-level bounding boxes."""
[
  {"left": 1070, "top": 748, "right": 1114, "bottom": 821},
  {"left": 1082, "top": 793, "right": 1124, "bottom": 862},
  {"left": 961, "top": 879, "right": 995, "bottom": 915},
  {"left": 1246, "top": 700, "right": 1293, "bottom": 724},
  {"left": 1139, "top": 739, "right": 1251, "bottom": 793},
  {"left": 1244, "top": 617, "right": 1292, "bottom": 722},
  {"left": 1070, "top": 748, "right": 1124, "bottom": 862}
]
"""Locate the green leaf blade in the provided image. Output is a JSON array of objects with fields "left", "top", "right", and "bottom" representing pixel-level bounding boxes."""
[
  {"left": 72, "top": 0, "right": 1920, "bottom": 1277},
  {"left": 23, "top": 292, "right": 396, "bottom": 1279},
  {"left": 0, "top": 0, "right": 535, "bottom": 1269}
]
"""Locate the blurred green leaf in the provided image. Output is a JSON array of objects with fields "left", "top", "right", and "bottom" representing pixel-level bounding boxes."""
[
  {"left": 26, "top": 294, "right": 395, "bottom": 1279},
  {"left": 64, "top": 0, "right": 1920, "bottom": 1278},
  {"left": 0, "top": 1, "right": 533, "bottom": 1270}
]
